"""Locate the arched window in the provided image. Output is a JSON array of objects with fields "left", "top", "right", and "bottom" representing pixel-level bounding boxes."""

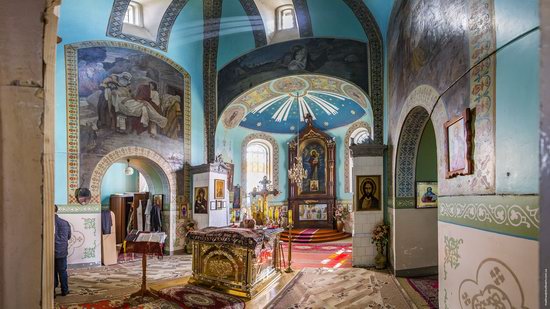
[
  {"left": 276, "top": 5, "right": 296, "bottom": 31},
  {"left": 124, "top": 1, "right": 143, "bottom": 27},
  {"left": 349, "top": 127, "right": 371, "bottom": 188},
  {"left": 245, "top": 140, "right": 273, "bottom": 194},
  {"left": 352, "top": 128, "right": 371, "bottom": 145}
]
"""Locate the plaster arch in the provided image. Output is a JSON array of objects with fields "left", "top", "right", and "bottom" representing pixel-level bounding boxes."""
[
  {"left": 393, "top": 85, "right": 447, "bottom": 207},
  {"left": 89, "top": 146, "right": 178, "bottom": 250}
]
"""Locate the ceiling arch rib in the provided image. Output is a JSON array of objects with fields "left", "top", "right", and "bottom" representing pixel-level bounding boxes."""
[{"left": 106, "top": 0, "right": 189, "bottom": 51}]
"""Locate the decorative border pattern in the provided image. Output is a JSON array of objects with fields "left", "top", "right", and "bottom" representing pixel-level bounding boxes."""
[
  {"left": 341, "top": 0, "right": 383, "bottom": 144},
  {"left": 204, "top": 0, "right": 223, "bottom": 162},
  {"left": 238, "top": 0, "right": 267, "bottom": 47},
  {"left": 344, "top": 121, "right": 371, "bottom": 193},
  {"left": 292, "top": 0, "right": 313, "bottom": 37},
  {"left": 240, "top": 133, "right": 280, "bottom": 197},
  {"left": 106, "top": 0, "right": 189, "bottom": 51},
  {"left": 64, "top": 40, "right": 192, "bottom": 204},
  {"left": 57, "top": 204, "right": 101, "bottom": 214},
  {"left": 395, "top": 107, "right": 430, "bottom": 204},
  {"left": 439, "top": 195, "right": 540, "bottom": 240}
]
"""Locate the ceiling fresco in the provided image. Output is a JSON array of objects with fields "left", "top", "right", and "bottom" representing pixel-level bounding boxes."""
[{"left": 221, "top": 75, "right": 372, "bottom": 134}]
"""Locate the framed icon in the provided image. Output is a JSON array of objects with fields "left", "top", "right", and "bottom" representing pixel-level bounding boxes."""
[
  {"left": 210, "top": 201, "right": 216, "bottom": 210},
  {"left": 444, "top": 108, "right": 473, "bottom": 178},
  {"left": 214, "top": 179, "right": 225, "bottom": 199},
  {"left": 416, "top": 182, "right": 438, "bottom": 208},
  {"left": 355, "top": 175, "right": 381, "bottom": 211}
]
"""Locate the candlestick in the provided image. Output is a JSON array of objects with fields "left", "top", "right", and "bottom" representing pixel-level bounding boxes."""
[
  {"left": 288, "top": 209, "right": 293, "bottom": 225},
  {"left": 285, "top": 222, "right": 294, "bottom": 273}
]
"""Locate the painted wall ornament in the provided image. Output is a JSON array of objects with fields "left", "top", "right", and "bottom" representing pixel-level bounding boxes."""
[
  {"left": 443, "top": 236, "right": 463, "bottom": 280},
  {"left": 459, "top": 258, "right": 527, "bottom": 309}
]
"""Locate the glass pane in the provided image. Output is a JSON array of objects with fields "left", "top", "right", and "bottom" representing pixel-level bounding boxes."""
[{"left": 281, "top": 9, "right": 295, "bottom": 30}]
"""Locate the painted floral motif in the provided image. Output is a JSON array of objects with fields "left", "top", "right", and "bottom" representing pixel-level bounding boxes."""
[
  {"left": 83, "top": 240, "right": 97, "bottom": 259},
  {"left": 82, "top": 218, "right": 96, "bottom": 235},
  {"left": 443, "top": 236, "right": 463, "bottom": 280},
  {"left": 440, "top": 202, "right": 540, "bottom": 229}
]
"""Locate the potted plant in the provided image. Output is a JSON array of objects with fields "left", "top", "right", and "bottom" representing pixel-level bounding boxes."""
[
  {"left": 334, "top": 204, "right": 351, "bottom": 232},
  {"left": 371, "top": 223, "right": 390, "bottom": 269}
]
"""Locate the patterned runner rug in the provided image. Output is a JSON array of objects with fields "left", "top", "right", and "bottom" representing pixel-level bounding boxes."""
[
  {"left": 397, "top": 276, "right": 438, "bottom": 308},
  {"left": 265, "top": 268, "right": 412, "bottom": 308},
  {"left": 158, "top": 284, "right": 245, "bottom": 309}
]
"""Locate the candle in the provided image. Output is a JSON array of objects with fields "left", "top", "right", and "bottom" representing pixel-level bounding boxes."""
[
  {"left": 288, "top": 209, "right": 293, "bottom": 225},
  {"left": 275, "top": 207, "right": 280, "bottom": 221}
]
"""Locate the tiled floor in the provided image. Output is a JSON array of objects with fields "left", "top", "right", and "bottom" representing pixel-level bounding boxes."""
[{"left": 55, "top": 243, "right": 415, "bottom": 308}]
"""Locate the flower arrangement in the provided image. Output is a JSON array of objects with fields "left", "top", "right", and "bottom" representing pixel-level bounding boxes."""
[
  {"left": 334, "top": 204, "right": 351, "bottom": 222},
  {"left": 371, "top": 223, "right": 390, "bottom": 248}
]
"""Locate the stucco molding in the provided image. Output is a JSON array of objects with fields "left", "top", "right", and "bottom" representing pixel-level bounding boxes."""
[
  {"left": 240, "top": 133, "right": 280, "bottom": 197},
  {"left": 106, "top": 0, "right": 189, "bottom": 51}
]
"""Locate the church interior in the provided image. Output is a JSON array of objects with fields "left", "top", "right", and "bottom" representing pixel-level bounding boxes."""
[{"left": 1, "top": 0, "right": 548, "bottom": 308}]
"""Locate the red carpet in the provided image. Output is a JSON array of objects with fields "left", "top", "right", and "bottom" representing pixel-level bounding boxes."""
[
  {"left": 158, "top": 284, "right": 245, "bottom": 308},
  {"left": 406, "top": 276, "right": 438, "bottom": 308},
  {"left": 281, "top": 242, "right": 352, "bottom": 269},
  {"left": 280, "top": 229, "right": 351, "bottom": 243}
]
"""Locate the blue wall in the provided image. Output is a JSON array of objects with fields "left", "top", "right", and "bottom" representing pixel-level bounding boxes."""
[
  {"left": 307, "top": 0, "right": 366, "bottom": 42},
  {"left": 217, "top": 0, "right": 256, "bottom": 69},
  {"left": 100, "top": 163, "right": 139, "bottom": 205},
  {"left": 494, "top": 0, "right": 539, "bottom": 194}
]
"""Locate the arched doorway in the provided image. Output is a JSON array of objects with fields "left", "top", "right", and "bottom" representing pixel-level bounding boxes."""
[
  {"left": 89, "top": 147, "right": 178, "bottom": 251},
  {"left": 389, "top": 85, "right": 446, "bottom": 276}
]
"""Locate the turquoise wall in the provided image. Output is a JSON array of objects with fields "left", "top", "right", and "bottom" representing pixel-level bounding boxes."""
[
  {"left": 415, "top": 120, "right": 437, "bottom": 181},
  {"left": 100, "top": 163, "right": 139, "bottom": 205},
  {"left": 217, "top": 0, "right": 256, "bottom": 69},
  {"left": 216, "top": 113, "right": 373, "bottom": 203},
  {"left": 54, "top": 0, "right": 205, "bottom": 205},
  {"left": 307, "top": 0, "right": 366, "bottom": 42},
  {"left": 494, "top": 0, "right": 539, "bottom": 194}
]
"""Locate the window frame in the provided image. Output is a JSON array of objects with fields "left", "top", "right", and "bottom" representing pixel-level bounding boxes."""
[
  {"left": 124, "top": 1, "right": 144, "bottom": 27},
  {"left": 245, "top": 139, "right": 274, "bottom": 193},
  {"left": 275, "top": 4, "right": 297, "bottom": 31}
]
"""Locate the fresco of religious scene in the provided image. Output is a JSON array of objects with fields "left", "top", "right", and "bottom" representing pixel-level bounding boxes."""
[
  {"left": 388, "top": 0, "right": 471, "bottom": 125},
  {"left": 76, "top": 46, "right": 186, "bottom": 187},
  {"left": 217, "top": 38, "right": 369, "bottom": 113},
  {"left": 301, "top": 142, "right": 326, "bottom": 194}
]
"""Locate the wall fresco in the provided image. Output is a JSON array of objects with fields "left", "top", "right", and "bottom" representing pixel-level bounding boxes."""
[{"left": 217, "top": 38, "right": 369, "bottom": 114}]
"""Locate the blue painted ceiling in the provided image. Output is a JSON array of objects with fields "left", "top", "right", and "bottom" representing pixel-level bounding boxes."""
[{"left": 221, "top": 75, "right": 372, "bottom": 134}]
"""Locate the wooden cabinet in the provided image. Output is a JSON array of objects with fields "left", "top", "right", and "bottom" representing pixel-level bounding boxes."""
[
  {"left": 110, "top": 194, "right": 133, "bottom": 244},
  {"left": 110, "top": 192, "right": 151, "bottom": 244}
]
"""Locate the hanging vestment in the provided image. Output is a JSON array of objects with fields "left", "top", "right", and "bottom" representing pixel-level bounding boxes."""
[{"left": 151, "top": 205, "right": 162, "bottom": 232}]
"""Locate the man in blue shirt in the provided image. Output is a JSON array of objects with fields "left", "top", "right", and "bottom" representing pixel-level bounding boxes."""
[{"left": 55, "top": 205, "right": 71, "bottom": 296}]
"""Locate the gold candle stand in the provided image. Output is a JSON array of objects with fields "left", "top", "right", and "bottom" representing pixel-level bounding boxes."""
[{"left": 284, "top": 223, "right": 294, "bottom": 273}]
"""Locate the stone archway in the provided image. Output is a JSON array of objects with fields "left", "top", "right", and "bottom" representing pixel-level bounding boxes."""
[{"left": 88, "top": 146, "right": 178, "bottom": 251}]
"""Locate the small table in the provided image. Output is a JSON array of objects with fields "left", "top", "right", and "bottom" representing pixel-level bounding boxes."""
[{"left": 123, "top": 240, "right": 164, "bottom": 298}]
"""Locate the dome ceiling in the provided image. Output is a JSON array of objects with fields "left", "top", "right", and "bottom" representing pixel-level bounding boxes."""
[{"left": 221, "top": 75, "right": 371, "bottom": 134}]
